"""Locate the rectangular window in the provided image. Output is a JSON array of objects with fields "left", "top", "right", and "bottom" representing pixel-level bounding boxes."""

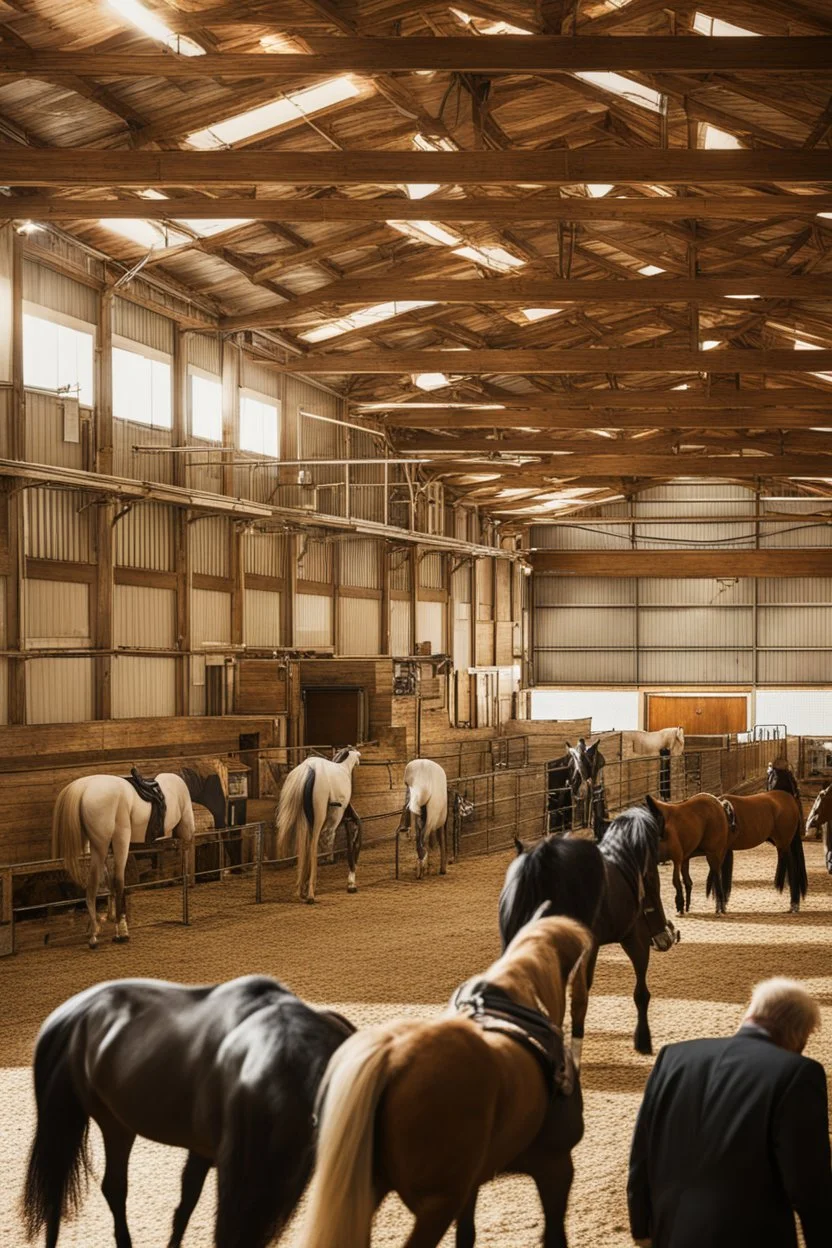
[
  {"left": 113, "top": 339, "right": 172, "bottom": 429},
  {"left": 190, "top": 369, "right": 223, "bottom": 441},
  {"left": 23, "top": 307, "right": 94, "bottom": 406},
  {"left": 239, "top": 390, "right": 279, "bottom": 456}
]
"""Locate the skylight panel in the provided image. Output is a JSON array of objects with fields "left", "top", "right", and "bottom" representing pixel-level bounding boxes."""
[
  {"left": 135, "top": 191, "right": 251, "bottom": 237},
  {"left": 300, "top": 300, "right": 437, "bottom": 343},
  {"left": 99, "top": 218, "right": 190, "bottom": 249},
  {"left": 702, "top": 124, "right": 743, "bottom": 149},
  {"left": 107, "top": 0, "right": 204, "bottom": 55},
  {"left": 406, "top": 134, "right": 457, "bottom": 200},
  {"left": 449, "top": 9, "right": 533, "bottom": 33},
  {"left": 187, "top": 77, "right": 360, "bottom": 149},
  {"left": 692, "top": 12, "right": 758, "bottom": 37},
  {"left": 795, "top": 339, "right": 832, "bottom": 383},
  {"left": 413, "top": 373, "right": 451, "bottom": 391},
  {"left": 587, "top": 184, "right": 614, "bottom": 198},
  {"left": 701, "top": 339, "right": 722, "bottom": 350},
  {"left": 574, "top": 72, "right": 664, "bottom": 114},
  {"left": 453, "top": 244, "right": 525, "bottom": 272},
  {"left": 639, "top": 265, "right": 665, "bottom": 276},
  {"left": 725, "top": 294, "right": 759, "bottom": 300},
  {"left": 387, "top": 220, "right": 462, "bottom": 247},
  {"left": 522, "top": 308, "right": 563, "bottom": 322}
]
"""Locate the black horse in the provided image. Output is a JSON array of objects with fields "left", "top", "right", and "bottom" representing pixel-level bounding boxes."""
[
  {"left": 766, "top": 760, "right": 802, "bottom": 803},
  {"left": 500, "top": 805, "right": 679, "bottom": 1058},
  {"left": 23, "top": 975, "right": 354, "bottom": 1248},
  {"left": 546, "top": 739, "right": 607, "bottom": 835}
]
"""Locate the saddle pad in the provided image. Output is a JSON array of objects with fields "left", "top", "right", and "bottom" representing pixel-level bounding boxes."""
[
  {"left": 452, "top": 979, "right": 566, "bottom": 1095},
  {"left": 124, "top": 768, "right": 167, "bottom": 845}
]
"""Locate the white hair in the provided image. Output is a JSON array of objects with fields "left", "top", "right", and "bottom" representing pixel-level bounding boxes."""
[{"left": 744, "top": 978, "right": 821, "bottom": 1052}]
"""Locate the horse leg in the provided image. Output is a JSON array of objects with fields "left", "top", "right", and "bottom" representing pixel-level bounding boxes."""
[
  {"left": 533, "top": 1153, "right": 574, "bottom": 1248},
  {"left": 167, "top": 1152, "right": 211, "bottom": 1248},
  {"left": 456, "top": 1189, "right": 478, "bottom": 1248},
  {"left": 570, "top": 944, "right": 598, "bottom": 1068},
  {"left": 86, "top": 845, "right": 106, "bottom": 949},
  {"left": 344, "top": 811, "right": 359, "bottom": 894},
  {"left": 439, "top": 817, "right": 448, "bottom": 876},
  {"left": 415, "top": 817, "right": 427, "bottom": 880},
  {"left": 671, "top": 855, "right": 684, "bottom": 916},
  {"left": 621, "top": 928, "right": 653, "bottom": 1055},
  {"left": 681, "top": 858, "right": 694, "bottom": 913},
  {"left": 306, "top": 829, "right": 322, "bottom": 904},
  {"left": 404, "top": 1203, "right": 457, "bottom": 1248},
  {"left": 706, "top": 850, "right": 726, "bottom": 915},
  {"left": 98, "top": 1118, "right": 135, "bottom": 1248},
  {"left": 111, "top": 829, "right": 131, "bottom": 942}
]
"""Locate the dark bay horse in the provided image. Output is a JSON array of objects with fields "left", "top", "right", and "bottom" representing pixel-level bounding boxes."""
[
  {"left": 547, "top": 739, "right": 606, "bottom": 834},
  {"left": 645, "top": 792, "right": 732, "bottom": 915},
  {"left": 299, "top": 914, "right": 591, "bottom": 1248},
  {"left": 500, "top": 806, "right": 679, "bottom": 1059},
  {"left": 23, "top": 975, "right": 354, "bottom": 1248}
]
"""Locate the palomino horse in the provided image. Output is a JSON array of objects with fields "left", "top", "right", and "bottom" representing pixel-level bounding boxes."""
[
  {"left": 276, "top": 749, "right": 361, "bottom": 903},
  {"left": 299, "top": 913, "right": 591, "bottom": 1248},
  {"left": 623, "top": 727, "right": 685, "bottom": 757},
  {"left": 395, "top": 757, "right": 449, "bottom": 879},
  {"left": 51, "top": 772, "right": 195, "bottom": 948},
  {"left": 22, "top": 975, "right": 354, "bottom": 1248},
  {"left": 806, "top": 784, "right": 832, "bottom": 873},
  {"left": 717, "top": 788, "right": 807, "bottom": 913},
  {"left": 645, "top": 792, "right": 732, "bottom": 915},
  {"left": 500, "top": 805, "right": 679, "bottom": 1059}
]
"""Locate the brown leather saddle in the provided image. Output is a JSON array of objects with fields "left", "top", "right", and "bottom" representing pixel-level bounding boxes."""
[
  {"left": 125, "top": 768, "right": 167, "bottom": 845},
  {"left": 451, "top": 979, "right": 571, "bottom": 1096}
]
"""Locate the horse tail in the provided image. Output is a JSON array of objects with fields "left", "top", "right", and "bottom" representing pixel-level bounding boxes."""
[
  {"left": 22, "top": 1012, "right": 90, "bottom": 1242},
  {"left": 276, "top": 764, "right": 316, "bottom": 891},
  {"left": 51, "top": 781, "right": 87, "bottom": 887},
  {"left": 788, "top": 826, "right": 808, "bottom": 901},
  {"left": 302, "top": 1025, "right": 406, "bottom": 1248},
  {"left": 721, "top": 850, "right": 734, "bottom": 905}
]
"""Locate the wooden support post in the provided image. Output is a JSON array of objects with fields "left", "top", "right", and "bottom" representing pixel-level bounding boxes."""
[
  {"left": 379, "top": 541, "right": 390, "bottom": 656},
  {"left": 221, "top": 338, "right": 239, "bottom": 498},
  {"left": 174, "top": 510, "right": 190, "bottom": 717},
  {"left": 173, "top": 328, "right": 188, "bottom": 489},
  {"left": 94, "top": 501, "right": 113, "bottom": 720},
  {"left": 7, "top": 228, "right": 25, "bottom": 723},
  {"left": 96, "top": 290, "right": 113, "bottom": 476},
  {"left": 409, "top": 546, "right": 419, "bottom": 654}
]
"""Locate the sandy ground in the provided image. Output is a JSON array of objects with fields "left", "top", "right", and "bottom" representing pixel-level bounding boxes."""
[{"left": 1, "top": 838, "right": 831, "bottom": 1247}]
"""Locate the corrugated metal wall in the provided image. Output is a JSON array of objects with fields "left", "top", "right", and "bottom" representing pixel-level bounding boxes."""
[
  {"left": 295, "top": 593, "right": 333, "bottom": 648},
  {"left": 113, "top": 298, "right": 174, "bottom": 353},
  {"left": 532, "top": 487, "right": 832, "bottom": 688},
  {"left": 0, "top": 577, "right": 7, "bottom": 724},
  {"left": 244, "top": 588, "right": 281, "bottom": 647},
  {"left": 27, "top": 658, "right": 93, "bottom": 724},
  {"left": 244, "top": 531, "right": 285, "bottom": 578},
  {"left": 27, "top": 489, "right": 93, "bottom": 562},
  {"left": 25, "top": 579, "right": 91, "bottom": 647},
  {"left": 113, "top": 584, "right": 175, "bottom": 648},
  {"left": 24, "top": 393, "right": 85, "bottom": 469},
  {"left": 298, "top": 538, "right": 332, "bottom": 584},
  {"left": 391, "top": 598, "right": 411, "bottom": 656},
  {"left": 114, "top": 503, "right": 175, "bottom": 570},
  {"left": 340, "top": 539, "right": 380, "bottom": 589},
  {"left": 416, "top": 600, "right": 444, "bottom": 654},
  {"left": 338, "top": 596, "right": 381, "bottom": 655},
  {"left": 191, "top": 589, "right": 232, "bottom": 646},
  {"left": 0, "top": 225, "right": 12, "bottom": 383},
  {"left": 191, "top": 515, "right": 229, "bottom": 578},
  {"left": 23, "top": 261, "right": 97, "bottom": 323},
  {"left": 111, "top": 657, "right": 177, "bottom": 718}
]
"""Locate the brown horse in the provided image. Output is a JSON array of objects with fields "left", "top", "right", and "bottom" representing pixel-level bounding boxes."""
[
  {"left": 719, "top": 789, "right": 807, "bottom": 913},
  {"left": 646, "top": 793, "right": 733, "bottom": 916},
  {"left": 806, "top": 783, "right": 832, "bottom": 874},
  {"left": 298, "top": 914, "right": 592, "bottom": 1248}
]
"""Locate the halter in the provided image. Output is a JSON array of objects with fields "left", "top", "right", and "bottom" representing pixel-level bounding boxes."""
[{"left": 451, "top": 980, "right": 573, "bottom": 1097}]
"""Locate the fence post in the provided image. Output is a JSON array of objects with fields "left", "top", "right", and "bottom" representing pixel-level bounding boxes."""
[
  {"left": 181, "top": 843, "right": 190, "bottom": 927},
  {"left": 395, "top": 829, "right": 400, "bottom": 880},
  {"left": 255, "top": 822, "right": 263, "bottom": 904}
]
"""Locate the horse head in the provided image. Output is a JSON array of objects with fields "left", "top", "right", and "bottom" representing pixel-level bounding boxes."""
[
  {"left": 806, "top": 784, "right": 832, "bottom": 835},
  {"left": 332, "top": 747, "right": 361, "bottom": 772}
]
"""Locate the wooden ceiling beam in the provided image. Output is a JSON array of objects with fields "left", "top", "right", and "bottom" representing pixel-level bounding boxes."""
[
  {"left": 4, "top": 150, "right": 830, "bottom": 187},
  {"left": 379, "top": 406, "right": 831, "bottom": 429},
  {"left": 2, "top": 38, "right": 829, "bottom": 76},
  {"left": 400, "top": 432, "right": 832, "bottom": 454},
  {"left": 430, "top": 454, "right": 832, "bottom": 478},
  {"left": 279, "top": 348, "right": 832, "bottom": 374},
  {"left": 530, "top": 550, "right": 832, "bottom": 576},
  {"left": 4, "top": 195, "right": 831, "bottom": 222},
  {"left": 218, "top": 276, "right": 832, "bottom": 330}
]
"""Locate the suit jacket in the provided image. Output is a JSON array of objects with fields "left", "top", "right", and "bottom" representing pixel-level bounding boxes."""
[{"left": 628, "top": 1025, "right": 832, "bottom": 1248}]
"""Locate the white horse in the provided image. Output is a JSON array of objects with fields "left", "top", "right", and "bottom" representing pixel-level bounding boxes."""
[
  {"left": 395, "top": 758, "right": 449, "bottom": 879},
  {"left": 623, "top": 727, "right": 685, "bottom": 757},
  {"left": 52, "top": 772, "right": 196, "bottom": 948},
  {"left": 276, "top": 749, "right": 361, "bottom": 903}
]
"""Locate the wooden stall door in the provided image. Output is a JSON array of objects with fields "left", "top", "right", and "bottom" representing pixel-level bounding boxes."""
[
  {"left": 303, "top": 686, "right": 365, "bottom": 748},
  {"left": 648, "top": 695, "right": 748, "bottom": 735}
]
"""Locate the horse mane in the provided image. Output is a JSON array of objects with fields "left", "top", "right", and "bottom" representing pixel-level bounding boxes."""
[
  {"left": 599, "top": 805, "right": 661, "bottom": 899},
  {"left": 766, "top": 763, "right": 799, "bottom": 799},
  {"left": 498, "top": 836, "right": 605, "bottom": 949},
  {"left": 482, "top": 915, "right": 592, "bottom": 1023}
]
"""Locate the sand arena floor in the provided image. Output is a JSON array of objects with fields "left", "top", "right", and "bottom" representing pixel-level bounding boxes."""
[{"left": 1, "top": 838, "right": 831, "bottom": 1247}]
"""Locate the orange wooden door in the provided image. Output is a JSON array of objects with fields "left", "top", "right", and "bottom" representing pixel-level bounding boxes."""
[{"left": 648, "top": 695, "right": 748, "bottom": 735}]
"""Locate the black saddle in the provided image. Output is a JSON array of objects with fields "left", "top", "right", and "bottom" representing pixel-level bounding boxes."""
[
  {"left": 125, "top": 768, "right": 167, "bottom": 845},
  {"left": 451, "top": 979, "right": 569, "bottom": 1096}
]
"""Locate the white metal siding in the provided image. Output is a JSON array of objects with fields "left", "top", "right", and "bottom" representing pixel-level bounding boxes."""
[
  {"left": 24, "top": 392, "right": 85, "bottom": 469},
  {"left": 391, "top": 599, "right": 411, "bottom": 656},
  {"left": 27, "top": 658, "right": 93, "bottom": 723},
  {"left": 27, "top": 488, "right": 92, "bottom": 562},
  {"left": 758, "top": 652, "right": 832, "bottom": 683},
  {"left": 188, "top": 334, "right": 221, "bottom": 375},
  {"left": 298, "top": 539, "right": 332, "bottom": 583},
  {"left": 338, "top": 597, "right": 380, "bottom": 655},
  {"left": 639, "top": 649, "right": 754, "bottom": 684},
  {"left": 535, "top": 576, "right": 635, "bottom": 606},
  {"left": 113, "top": 297, "right": 174, "bottom": 353},
  {"left": 114, "top": 503, "right": 175, "bottom": 570},
  {"left": 191, "top": 589, "right": 231, "bottom": 646},
  {"left": 419, "top": 552, "right": 444, "bottom": 590},
  {"left": 340, "top": 540, "right": 380, "bottom": 589},
  {"left": 244, "top": 588, "right": 281, "bottom": 648},
  {"left": 639, "top": 606, "right": 752, "bottom": 648},
  {"left": 111, "top": 657, "right": 177, "bottom": 718},
  {"left": 114, "top": 420, "right": 173, "bottom": 485},
  {"left": 23, "top": 261, "right": 97, "bottom": 323},
  {"left": 453, "top": 601, "right": 471, "bottom": 670},
  {"left": 191, "top": 516, "right": 229, "bottom": 578},
  {"left": 416, "top": 600, "right": 444, "bottom": 654},
  {"left": 537, "top": 650, "right": 637, "bottom": 684},
  {"left": 756, "top": 690, "right": 832, "bottom": 734},
  {"left": 295, "top": 593, "right": 332, "bottom": 648},
  {"left": 113, "top": 584, "right": 176, "bottom": 648},
  {"left": 25, "top": 579, "right": 91, "bottom": 647},
  {"left": 244, "top": 531, "right": 285, "bottom": 578}
]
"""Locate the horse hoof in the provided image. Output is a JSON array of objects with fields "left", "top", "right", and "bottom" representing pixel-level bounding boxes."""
[
  {"left": 112, "top": 935, "right": 130, "bottom": 944},
  {"left": 305, "top": 896, "right": 316, "bottom": 906},
  {"left": 347, "top": 884, "right": 358, "bottom": 894},
  {"left": 439, "top": 868, "right": 447, "bottom": 876},
  {"left": 88, "top": 939, "right": 98, "bottom": 950},
  {"left": 789, "top": 904, "right": 800, "bottom": 915}
]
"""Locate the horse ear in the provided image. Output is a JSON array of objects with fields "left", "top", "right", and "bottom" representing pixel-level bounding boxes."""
[
  {"left": 564, "top": 740, "right": 571, "bottom": 749},
  {"left": 644, "top": 793, "right": 661, "bottom": 818},
  {"left": 514, "top": 837, "right": 525, "bottom": 856}
]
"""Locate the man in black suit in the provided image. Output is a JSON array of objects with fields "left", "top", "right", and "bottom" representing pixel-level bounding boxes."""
[{"left": 628, "top": 977, "right": 832, "bottom": 1248}]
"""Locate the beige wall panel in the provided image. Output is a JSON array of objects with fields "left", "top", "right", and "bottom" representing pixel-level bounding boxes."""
[
  {"left": 26, "top": 657, "right": 93, "bottom": 724},
  {"left": 113, "top": 584, "right": 176, "bottom": 649},
  {"left": 111, "top": 656, "right": 177, "bottom": 718}
]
